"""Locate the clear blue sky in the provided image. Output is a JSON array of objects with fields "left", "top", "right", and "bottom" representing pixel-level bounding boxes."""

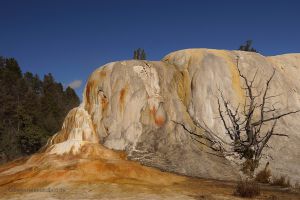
[{"left": 1, "top": 0, "right": 300, "bottom": 97}]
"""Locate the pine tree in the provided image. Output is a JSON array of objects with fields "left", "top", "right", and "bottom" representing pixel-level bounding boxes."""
[
  {"left": 64, "top": 87, "right": 80, "bottom": 112},
  {"left": 141, "top": 49, "right": 146, "bottom": 60},
  {"left": 238, "top": 40, "right": 258, "bottom": 52},
  {"left": 133, "top": 50, "right": 137, "bottom": 59},
  {"left": 0, "top": 56, "right": 80, "bottom": 163},
  {"left": 133, "top": 48, "right": 147, "bottom": 60}
]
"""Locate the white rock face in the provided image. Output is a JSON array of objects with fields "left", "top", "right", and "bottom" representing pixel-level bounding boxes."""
[
  {"left": 45, "top": 105, "right": 99, "bottom": 155},
  {"left": 44, "top": 49, "right": 300, "bottom": 182}
]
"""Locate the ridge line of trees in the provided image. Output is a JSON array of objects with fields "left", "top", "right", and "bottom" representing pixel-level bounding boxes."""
[{"left": 0, "top": 56, "right": 80, "bottom": 163}]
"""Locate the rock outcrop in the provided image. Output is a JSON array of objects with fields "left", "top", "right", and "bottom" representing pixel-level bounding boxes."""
[
  {"left": 44, "top": 48, "right": 300, "bottom": 182},
  {"left": 1, "top": 49, "right": 300, "bottom": 186}
]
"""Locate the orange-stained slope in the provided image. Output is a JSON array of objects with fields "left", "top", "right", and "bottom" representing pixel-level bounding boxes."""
[{"left": 0, "top": 143, "right": 184, "bottom": 190}]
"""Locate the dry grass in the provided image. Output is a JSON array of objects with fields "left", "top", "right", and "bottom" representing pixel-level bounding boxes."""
[
  {"left": 255, "top": 168, "right": 272, "bottom": 183},
  {"left": 241, "top": 159, "right": 258, "bottom": 176},
  {"left": 267, "top": 195, "right": 278, "bottom": 200},
  {"left": 234, "top": 180, "right": 260, "bottom": 198},
  {"left": 271, "top": 175, "right": 291, "bottom": 187},
  {"left": 294, "top": 182, "right": 300, "bottom": 189}
]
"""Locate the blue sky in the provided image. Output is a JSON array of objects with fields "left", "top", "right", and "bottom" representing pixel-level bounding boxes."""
[{"left": 1, "top": 0, "right": 300, "bottom": 97}]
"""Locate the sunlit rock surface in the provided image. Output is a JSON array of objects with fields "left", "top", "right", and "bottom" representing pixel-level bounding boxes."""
[
  {"left": 74, "top": 56, "right": 239, "bottom": 180},
  {"left": 163, "top": 50, "right": 300, "bottom": 182},
  {"left": 39, "top": 48, "right": 300, "bottom": 182},
  {"left": 1, "top": 49, "right": 300, "bottom": 191}
]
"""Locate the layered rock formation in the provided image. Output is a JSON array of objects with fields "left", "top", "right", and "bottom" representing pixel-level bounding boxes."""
[
  {"left": 45, "top": 48, "right": 300, "bottom": 182},
  {"left": 1, "top": 49, "right": 300, "bottom": 188}
]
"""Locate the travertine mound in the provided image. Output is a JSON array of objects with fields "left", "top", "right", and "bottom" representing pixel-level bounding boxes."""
[
  {"left": 1, "top": 49, "right": 300, "bottom": 186},
  {"left": 45, "top": 49, "right": 300, "bottom": 182}
]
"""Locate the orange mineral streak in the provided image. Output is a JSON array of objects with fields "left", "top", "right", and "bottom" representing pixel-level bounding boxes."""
[
  {"left": 149, "top": 106, "right": 165, "bottom": 126},
  {"left": 101, "top": 97, "right": 109, "bottom": 113},
  {"left": 149, "top": 106, "right": 156, "bottom": 115},
  {"left": 119, "top": 86, "right": 128, "bottom": 111},
  {"left": 51, "top": 109, "right": 81, "bottom": 144},
  {"left": 120, "top": 88, "right": 126, "bottom": 103},
  {"left": 84, "top": 79, "right": 98, "bottom": 113},
  {"left": 100, "top": 70, "right": 106, "bottom": 77},
  {"left": 50, "top": 131, "right": 68, "bottom": 145},
  {"left": 154, "top": 116, "right": 165, "bottom": 126},
  {"left": 85, "top": 81, "right": 92, "bottom": 104}
]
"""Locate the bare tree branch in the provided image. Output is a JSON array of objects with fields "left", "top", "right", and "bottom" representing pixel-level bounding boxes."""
[
  {"left": 252, "top": 110, "right": 300, "bottom": 127},
  {"left": 181, "top": 55, "right": 300, "bottom": 176}
]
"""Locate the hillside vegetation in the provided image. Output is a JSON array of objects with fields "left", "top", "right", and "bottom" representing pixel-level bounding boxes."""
[{"left": 0, "top": 57, "right": 80, "bottom": 163}]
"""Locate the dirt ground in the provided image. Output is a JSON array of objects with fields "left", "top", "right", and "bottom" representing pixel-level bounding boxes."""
[
  {"left": 0, "top": 152, "right": 299, "bottom": 200},
  {"left": 1, "top": 176, "right": 299, "bottom": 200}
]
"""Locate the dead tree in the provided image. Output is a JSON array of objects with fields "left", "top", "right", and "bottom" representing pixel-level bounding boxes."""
[{"left": 174, "top": 57, "right": 300, "bottom": 175}]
